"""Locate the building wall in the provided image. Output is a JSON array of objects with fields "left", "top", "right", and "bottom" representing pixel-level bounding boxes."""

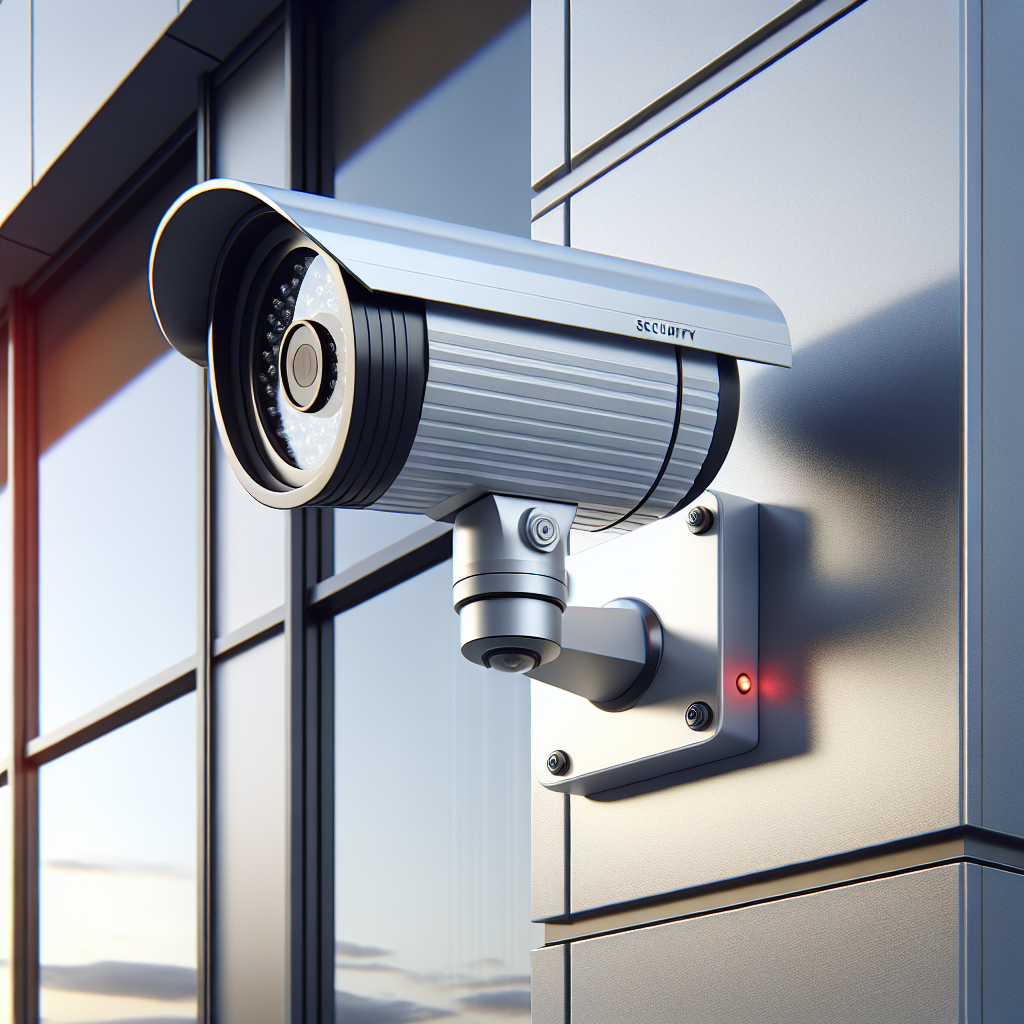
[{"left": 529, "top": 1, "right": 1024, "bottom": 1019}]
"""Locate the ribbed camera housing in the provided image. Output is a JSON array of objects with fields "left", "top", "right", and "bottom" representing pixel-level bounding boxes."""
[{"left": 149, "top": 180, "right": 782, "bottom": 530}]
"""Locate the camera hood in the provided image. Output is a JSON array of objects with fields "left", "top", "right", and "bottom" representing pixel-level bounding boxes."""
[{"left": 149, "top": 179, "right": 790, "bottom": 370}]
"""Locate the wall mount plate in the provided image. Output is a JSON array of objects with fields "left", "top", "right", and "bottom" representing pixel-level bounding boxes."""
[{"left": 532, "top": 491, "right": 758, "bottom": 795}]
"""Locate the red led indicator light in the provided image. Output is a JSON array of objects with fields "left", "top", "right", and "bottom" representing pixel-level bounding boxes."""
[{"left": 736, "top": 673, "right": 752, "bottom": 694}]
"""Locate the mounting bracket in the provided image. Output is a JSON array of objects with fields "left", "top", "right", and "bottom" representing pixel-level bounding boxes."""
[{"left": 531, "top": 491, "right": 759, "bottom": 795}]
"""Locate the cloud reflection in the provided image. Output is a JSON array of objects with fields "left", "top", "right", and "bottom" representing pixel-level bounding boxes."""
[
  {"left": 77, "top": 1019, "right": 195, "bottom": 1024},
  {"left": 335, "top": 989, "right": 454, "bottom": 1024},
  {"left": 44, "top": 858, "right": 194, "bottom": 881},
  {"left": 41, "top": 961, "right": 197, "bottom": 1001},
  {"left": 337, "top": 940, "right": 394, "bottom": 959},
  {"left": 456, "top": 990, "right": 530, "bottom": 1016}
]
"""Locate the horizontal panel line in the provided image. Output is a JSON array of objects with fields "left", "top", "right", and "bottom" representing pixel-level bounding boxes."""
[
  {"left": 26, "top": 656, "right": 199, "bottom": 767},
  {"left": 542, "top": 825, "right": 1024, "bottom": 943},
  {"left": 532, "top": 0, "right": 864, "bottom": 219},
  {"left": 309, "top": 522, "right": 453, "bottom": 618},
  {"left": 212, "top": 606, "right": 285, "bottom": 660}
]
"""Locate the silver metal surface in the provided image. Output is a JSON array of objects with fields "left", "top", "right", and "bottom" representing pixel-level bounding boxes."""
[
  {"left": 530, "top": 944, "right": 567, "bottom": 1024},
  {"left": 977, "top": 0, "right": 1024, "bottom": 837},
  {"left": 626, "top": 349, "right": 720, "bottom": 528},
  {"left": 533, "top": 491, "right": 758, "bottom": 795},
  {"left": 569, "top": 0, "right": 789, "bottom": 161},
  {"left": 569, "top": 865, "right": 960, "bottom": 1023},
  {"left": 563, "top": 0, "right": 962, "bottom": 911},
  {"left": 375, "top": 305, "right": 700, "bottom": 527},
  {"left": 453, "top": 495, "right": 574, "bottom": 667},
  {"left": 149, "top": 179, "right": 792, "bottom": 369},
  {"left": 531, "top": 0, "right": 567, "bottom": 188},
  {"left": 531, "top": 772, "right": 568, "bottom": 921},
  {"left": 531, "top": 202, "right": 567, "bottom": 246},
  {"left": 529, "top": 600, "right": 658, "bottom": 707},
  {"left": 980, "top": 866, "right": 1024, "bottom": 1016},
  {"left": 531, "top": 0, "right": 864, "bottom": 221}
]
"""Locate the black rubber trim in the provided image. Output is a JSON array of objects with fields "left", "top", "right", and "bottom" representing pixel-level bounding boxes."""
[
  {"left": 324, "top": 278, "right": 427, "bottom": 507},
  {"left": 361, "top": 302, "right": 428, "bottom": 507},
  {"left": 335, "top": 285, "right": 387, "bottom": 504},
  {"left": 322, "top": 285, "right": 374, "bottom": 504},
  {"left": 670, "top": 354, "right": 740, "bottom": 515}
]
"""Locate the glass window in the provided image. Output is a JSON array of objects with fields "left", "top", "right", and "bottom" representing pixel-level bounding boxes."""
[
  {"left": 39, "top": 694, "right": 198, "bottom": 1024},
  {"left": 214, "top": 28, "right": 287, "bottom": 188},
  {"left": 36, "top": 161, "right": 198, "bottom": 733},
  {"left": 335, "top": 562, "right": 540, "bottom": 1022},
  {"left": 333, "top": 509, "right": 433, "bottom": 574},
  {"left": 331, "top": 5, "right": 531, "bottom": 235},
  {"left": 214, "top": 434, "right": 286, "bottom": 637}
]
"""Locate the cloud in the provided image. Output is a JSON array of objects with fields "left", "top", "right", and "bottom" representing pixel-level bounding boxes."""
[
  {"left": 453, "top": 975, "right": 530, "bottom": 990},
  {"left": 336, "top": 940, "right": 393, "bottom": 959},
  {"left": 456, "top": 990, "right": 531, "bottom": 1016},
  {"left": 335, "top": 962, "right": 403, "bottom": 973},
  {"left": 78, "top": 1019, "right": 195, "bottom": 1024},
  {"left": 41, "top": 961, "right": 197, "bottom": 1002},
  {"left": 43, "top": 858, "right": 194, "bottom": 881},
  {"left": 335, "top": 990, "right": 454, "bottom": 1024}
]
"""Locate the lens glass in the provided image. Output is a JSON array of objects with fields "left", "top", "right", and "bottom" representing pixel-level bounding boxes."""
[
  {"left": 254, "top": 251, "right": 346, "bottom": 471},
  {"left": 486, "top": 650, "right": 539, "bottom": 674}
]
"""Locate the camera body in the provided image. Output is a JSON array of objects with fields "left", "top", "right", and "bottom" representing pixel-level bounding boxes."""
[
  {"left": 150, "top": 179, "right": 788, "bottom": 694},
  {"left": 149, "top": 179, "right": 789, "bottom": 530}
]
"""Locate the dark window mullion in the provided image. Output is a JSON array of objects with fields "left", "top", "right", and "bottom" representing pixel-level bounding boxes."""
[{"left": 9, "top": 287, "right": 40, "bottom": 1024}]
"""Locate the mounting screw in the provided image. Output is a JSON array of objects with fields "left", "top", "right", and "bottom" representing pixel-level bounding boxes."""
[
  {"left": 522, "top": 508, "right": 561, "bottom": 552},
  {"left": 686, "top": 506, "right": 714, "bottom": 535},
  {"left": 546, "top": 749, "right": 571, "bottom": 775},
  {"left": 685, "top": 701, "right": 714, "bottom": 731}
]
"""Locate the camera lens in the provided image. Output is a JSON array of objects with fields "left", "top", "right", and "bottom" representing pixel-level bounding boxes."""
[
  {"left": 484, "top": 649, "right": 540, "bottom": 674},
  {"left": 280, "top": 319, "right": 334, "bottom": 413},
  {"left": 253, "top": 250, "right": 344, "bottom": 471}
]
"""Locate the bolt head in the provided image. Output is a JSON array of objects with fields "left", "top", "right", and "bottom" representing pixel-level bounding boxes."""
[
  {"left": 522, "top": 508, "right": 561, "bottom": 552},
  {"left": 546, "top": 749, "right": 570, "bottom": 775},
  {"left": 686, "top": 506, "right": 714, "bottom": 535},
  {"left": 685, "top": 701, "right": 713, "bottom": 731}
]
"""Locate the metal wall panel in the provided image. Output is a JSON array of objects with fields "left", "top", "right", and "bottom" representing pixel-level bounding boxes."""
[
  {"left": 0, "top": 0, "right": 32, "bottom": 226},
  {"left": 570, "top": 865, "right": 960, "bottom": 1024},
  {"left": 531, "top": 774, "right": 566, "bottom": 921},
  {"left": 531, "top": 0, "right": 566, "bottom": 186},
  {"left": 981, "top": 866, "right": 1024, "bottom": 1020},
  {"left": 568, "top": 0, "right": 790, "bottom": 161},
  {"left": 979, "top": 0, "right": 1024, "bottom": 837},
  {"left": 564, "top": 0, "right": 961, "bottom": 911},
  {"left": 531, "top": 202, "right": 566, "bottom": 245},
  {"left": 32, "top": 0, "right": 179, "bottom": 180},
  {"left": 530, "top": 943, "right": 566, "bottom": 1024}
]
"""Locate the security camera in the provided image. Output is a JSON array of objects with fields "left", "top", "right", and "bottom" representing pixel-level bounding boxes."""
[{"left": 150, "top": 180, "right": 789, "bottom": 705}]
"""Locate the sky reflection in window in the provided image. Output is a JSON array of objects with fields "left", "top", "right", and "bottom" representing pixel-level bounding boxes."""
[{"left": 335, "top": 562, "right": 541, "bottom": 1023}]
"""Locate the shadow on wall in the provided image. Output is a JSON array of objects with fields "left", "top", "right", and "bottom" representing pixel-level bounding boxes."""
[{"left": 591, "top": 276, "right": 961, "bottom": 801}]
